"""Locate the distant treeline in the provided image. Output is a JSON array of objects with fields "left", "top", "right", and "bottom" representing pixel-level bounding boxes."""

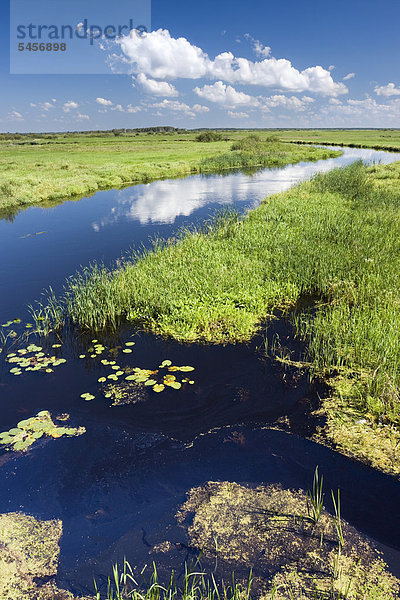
[
  {"left": 0, "top": 126, "right": 186, "bottom": 141},
  {"left": 291, "top": 139, "right": 400, "bottom": 153}
]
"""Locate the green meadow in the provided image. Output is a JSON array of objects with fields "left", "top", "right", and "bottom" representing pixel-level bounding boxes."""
[
  {"left": 0, "top": 130, "right": 337, "bottom": 210},
  {"left": 276, "top": 128, "right": 400, "bottom": 151}
]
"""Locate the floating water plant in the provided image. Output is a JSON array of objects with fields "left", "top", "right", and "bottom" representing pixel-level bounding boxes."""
[
  {"left": 101, "top": 360, "right": 195, "bottom": 404},
  {"left": 80, "top": 392, "right": 95, "bottom": 401},
  {"left": 6, "top": 344, "right": 66, "bottom": 375},
  {"left": 0, "top": 411, "right": 85, "bottom": 452}
]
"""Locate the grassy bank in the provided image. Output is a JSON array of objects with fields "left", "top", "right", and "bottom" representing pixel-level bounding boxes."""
[
  {"left": 0, "top": 131, "right": 338, "bottom": 210},
  {"left": 42, "top": 160, "right": 400, "bottom": 474},
  {"left": 276, "top": 128, "right": 400, "bottom": 151}
]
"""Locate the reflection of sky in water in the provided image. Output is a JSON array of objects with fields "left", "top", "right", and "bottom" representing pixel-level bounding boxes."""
[{"left": 92, "top": 146, "right": 400, "bottom": 230}]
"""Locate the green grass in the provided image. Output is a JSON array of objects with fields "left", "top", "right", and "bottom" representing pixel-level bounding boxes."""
[
  {"left": 275, "top": 128, "right": 400, "bottom": 152},
  {"left": 0, "top": 130, "right": 338, "bottom": 210},
  {"left": 39, "top": 160, "right": 400, "bottom": 470},
  {"left": 94, "top": 561, "right": 252, "bottom": 600}
]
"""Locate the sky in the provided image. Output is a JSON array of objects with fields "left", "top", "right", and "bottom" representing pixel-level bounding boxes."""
[{"left": 1, "top": 0, "right": 400, "bottom": 132}]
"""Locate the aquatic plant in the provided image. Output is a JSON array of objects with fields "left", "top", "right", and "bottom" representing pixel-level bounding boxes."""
[
  {"left": 0, "top": 411, "right": 85, "bottom": 452},
  {"left": 176, "top": 479, "right": 399, "bottom": 600},
  {"left": 306, "top": 466, "right": 324, "bottom": 526},
  {"left": 94, "top": 559, "right": 252, "bottom": 600},
  {"left": 101, "top": 361, "right": 195, "bottom": 405},
  {"left": 6, "top": 343, "right": 66, "bottom": 375},
  {"left": 0, "top": 511, "right": 68, "bottom": 600}
]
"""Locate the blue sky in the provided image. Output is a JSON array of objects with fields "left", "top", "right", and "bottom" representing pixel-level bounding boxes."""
[{"left": 2, "top": 0, "right": 400, "bottom": 132}]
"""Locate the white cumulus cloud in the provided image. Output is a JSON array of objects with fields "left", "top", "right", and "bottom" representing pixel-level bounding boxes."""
[
  {"left": 127, "top": 104, "right": 141, "bottom": 113},
  {"left": 151, "top": 99, "right": 208, "bottom": 118},
  {"left": 192, "top": 104, "right": 209, "bottom": 113},
  {"left": 244, "top": 33, "right": 271, "bottom": 58},
  {"left": 228, "top": 110, "right": 249, "bottom": 118},
  {"left": 115, "top": 29, "right": 347, "bottom": 96},
  {"left": 8, "top": 110, "right": 23, "bottom": 120},
  {"left": 63, "top": 101, "right": 79, "bottom": 112},
  {"left": 136, "top": 73, "right": 179, "bottom": 96},
  {"left": 343, "top": 72, "right": 355, "bottom": 81},
  {"left": 193, "top": 81, "right": 259, "bottom": 107},
  {"left": 41, "top": 101, "right": 55, "bottom": 111},
  {"left": 374, "top": 82, "right": 400, "bottom": 97},
  {"left": 261, "top": 95, "right": 313, "bottom": 111},
  {"left": 96, "top": 97, "right": 113, "bottom": 106}
]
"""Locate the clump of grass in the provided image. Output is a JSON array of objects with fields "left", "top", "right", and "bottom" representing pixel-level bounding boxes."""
[
  {"left": 200, "top": 136, "right": 339, "bottom": 172},
  {"left": 306, "top": 466, "right": 324, "bottom": 526},
  {"left": 310, "top": 159, "right": 373, "bottom": 199},
  {"left": 230, "top": 133, "right": 280, "bottom": 151},
  {"left": 94, "top": 560, "right": 252, "bottom": 600}
]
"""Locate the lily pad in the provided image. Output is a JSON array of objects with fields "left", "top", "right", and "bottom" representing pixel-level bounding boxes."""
[
  {"left": 0, "top": 412, "right": 85, "bottom": 452},
  {"left": 159, "top": 360, "right": 172, "bottom": 368},
  {"left": 153, "top": 383, "right": 165, "bottom": 393},
  {"left": 80, "top": 393, "right": 95, "bottom": 401}
]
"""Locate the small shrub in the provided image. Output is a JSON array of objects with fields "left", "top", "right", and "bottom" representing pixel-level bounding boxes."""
[{"left": 196, "top": 131, "right": 224, "bottom": 142}]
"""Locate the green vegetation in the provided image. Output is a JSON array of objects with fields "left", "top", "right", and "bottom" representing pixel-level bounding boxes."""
[
  {"left": 6, "top": 342, "right": 67, "bottom": 375},
  {"left": 42, "top": 160, "right": 400, "bottom": 473},
  {"left": 101, "top": 361, "right": 195, "bottom": 404},
  {"left": 200, "top": 134, "right": 335, "bottom": 172},
  {"left": 0, "top": 130, "right": 339, "bottom": 210},
  {"left": 94, "top": 561, "right": 252, "bottom": 600},
  {"left": 276, "top": 128, "right": 400, "bottom": 151},
  {"left": 0, "top": 411, "right": 85, "bottom": 452},
  {"left": 95, "top": 477, "right": 399, "bottom": 599},
  {"left": 0, "top": 511, "right": 81, "bottom": 599},
  {"left": 195, "top": 131, "right": 226, "bottom": 142}
]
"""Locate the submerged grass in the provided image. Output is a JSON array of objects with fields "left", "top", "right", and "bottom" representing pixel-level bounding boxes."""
[{"left": 37, "top": 160, "right": 400, "bottom": 472}]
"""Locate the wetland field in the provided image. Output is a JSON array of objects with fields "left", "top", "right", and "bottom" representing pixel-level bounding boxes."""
[{"left": 1, "top": 129, "right": 400, "bottom": 599}]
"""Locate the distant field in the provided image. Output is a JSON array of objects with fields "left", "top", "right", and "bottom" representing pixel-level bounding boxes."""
[
  {"left": 0, "top": 130, "right": 338, "bottom": 210},
  {"left": 276, "top": 128, "right": 400, "bottom": 151}
]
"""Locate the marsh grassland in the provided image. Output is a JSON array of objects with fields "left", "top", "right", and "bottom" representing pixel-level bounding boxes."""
[
  {"left": 42, "top": 159, "right": 400, "bottom": 475},
  {"left": 0, "top": 130, "right": 338, "bottom": 209},
  {"left": 2, "top": 130, "right": 400, "bottom": 599}
]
